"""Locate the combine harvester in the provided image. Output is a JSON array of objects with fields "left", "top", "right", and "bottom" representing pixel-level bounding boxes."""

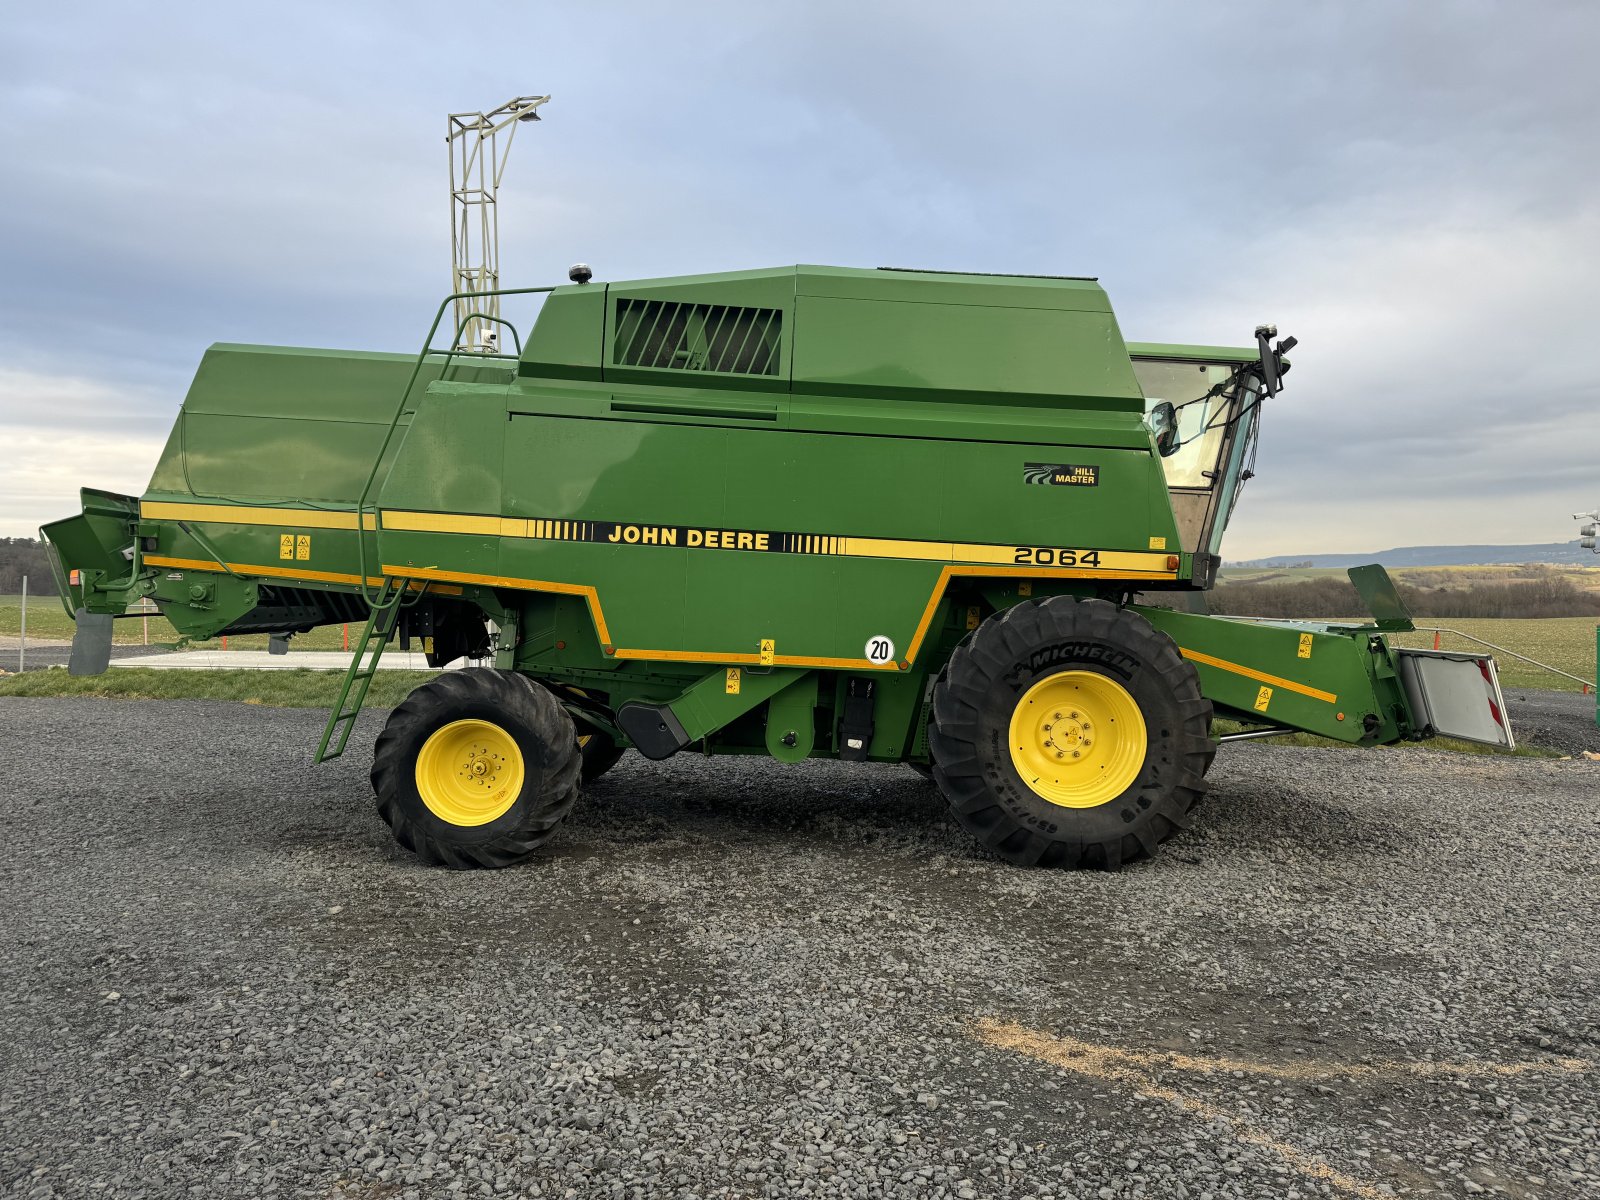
[{"left": 44, "top": 265, "right": 1513, "bottom": 868}]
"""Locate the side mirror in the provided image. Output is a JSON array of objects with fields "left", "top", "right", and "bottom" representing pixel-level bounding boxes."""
[{"left": 1145, "top": 401, "right": 1180, "bottom": 457}]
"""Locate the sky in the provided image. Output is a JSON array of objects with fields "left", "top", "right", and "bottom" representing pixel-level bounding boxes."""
[{"left": 1, "top": 1, "right": 1596, "bottom": 558}]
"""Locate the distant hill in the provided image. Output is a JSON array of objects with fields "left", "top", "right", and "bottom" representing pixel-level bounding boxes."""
[{"left": 1233, "top": 543, "right": 1594, "bottom": 568}]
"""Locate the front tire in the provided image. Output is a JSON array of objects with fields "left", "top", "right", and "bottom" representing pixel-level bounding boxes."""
[
  {"left": 928, "top": 596, "right": 1212, "bottom": 868},
  {"left": 371, "top": 669, "right": 581, "bottom": 868}
]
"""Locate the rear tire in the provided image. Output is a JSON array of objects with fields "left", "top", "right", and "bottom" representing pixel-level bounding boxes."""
[
  {"left": 371, "top": 669, "right": 581, "bottom": 868},
  {"left": 928, "top": 596, "right": 1212, "bottom": 868},
  {"left": 578, "top": 730, "right": 627, "bottom": 783}
]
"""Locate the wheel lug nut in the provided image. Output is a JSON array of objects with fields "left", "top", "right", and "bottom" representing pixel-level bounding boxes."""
[{"left": 1071, "top": 750, "right": 1081, "bottom": 758}]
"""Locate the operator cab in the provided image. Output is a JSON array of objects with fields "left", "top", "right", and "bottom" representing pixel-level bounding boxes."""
[{"left": 1129, "top": 329, "right": 1292, "bottom": 572}]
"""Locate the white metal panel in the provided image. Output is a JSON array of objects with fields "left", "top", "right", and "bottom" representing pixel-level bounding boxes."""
[{"left": 1397, "top": 649, "right": 1514, "bottom": 750}]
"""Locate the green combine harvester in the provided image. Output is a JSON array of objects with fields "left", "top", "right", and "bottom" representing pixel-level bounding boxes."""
[{"left": 44, "top": 265, "right": 1514, "bottom": 868}]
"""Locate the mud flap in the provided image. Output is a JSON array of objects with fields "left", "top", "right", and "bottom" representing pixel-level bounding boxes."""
[
  {"left": 68, "top": 610, "right": 114, "bottom": 676},
  {"left": 616, "top": 702, "right": 691, "bottom": 760}
]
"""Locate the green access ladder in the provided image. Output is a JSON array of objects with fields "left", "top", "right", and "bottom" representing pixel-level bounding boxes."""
[{"left": 315, "top": 582, "right": 408, "bottom": 763}]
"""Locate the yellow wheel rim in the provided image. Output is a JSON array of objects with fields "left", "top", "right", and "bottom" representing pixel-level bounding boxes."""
[
  {"left": 414, "top": 718, "right": 525, "bottom": 826},
  {"left": 1008, "top": 670, "right": 1147, "bottom": 808}
]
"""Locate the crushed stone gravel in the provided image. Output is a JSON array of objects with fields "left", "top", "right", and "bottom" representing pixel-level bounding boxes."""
[
  {"left": 1501, "top": 688, "right": 1599, "bottom": 757},
  {"left": 1, "top": 695, "right": 1596, "bottom": 1199}
]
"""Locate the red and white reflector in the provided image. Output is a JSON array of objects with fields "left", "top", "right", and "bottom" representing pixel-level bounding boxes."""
[{"left": 1395, "top": 649, "right": 1514, "bottom": 750}]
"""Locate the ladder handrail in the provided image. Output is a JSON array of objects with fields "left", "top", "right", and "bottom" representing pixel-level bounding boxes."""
[
  {"left": 352, "top": 285, "right": 557, "bottom": 606},
  {"left": 316, "top": 577, "right": 420, "bottom": 763}
]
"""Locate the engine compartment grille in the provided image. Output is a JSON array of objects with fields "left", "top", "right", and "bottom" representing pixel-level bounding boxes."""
[{"left": 613, "top": 300, "right": 782, "bottom": 377}]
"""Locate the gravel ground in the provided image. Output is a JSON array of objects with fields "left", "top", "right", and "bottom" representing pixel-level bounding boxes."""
[
  {"left": 1, "top": 697, "right": 1597, "bottom": 1200},
  {"left": 1500, "top": 689, "right": 1599, "bottom": 756}
]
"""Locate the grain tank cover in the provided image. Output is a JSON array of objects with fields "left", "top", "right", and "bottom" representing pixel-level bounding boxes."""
[
  {"left": 519, "top": 264, "right": 1144, "bottom": 409},
  {"left": 791, "top": 266, "right": 1142, "bottom": 409}
]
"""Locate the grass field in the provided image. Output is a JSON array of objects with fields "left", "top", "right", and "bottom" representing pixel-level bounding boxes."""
[
  {"left": 1382, "top": 616, "right": 1596, "bottom": 693},
  {"left": 0, "top": 667, "right": 436, "bottom": 707},
  {"left": 1219, "top": 562, "right": 1600, "bottom": 593}
]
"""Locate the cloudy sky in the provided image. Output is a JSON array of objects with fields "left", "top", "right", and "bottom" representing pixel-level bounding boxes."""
[{"left": 2, "top": 1, "right": 1595, "bottom": 558}]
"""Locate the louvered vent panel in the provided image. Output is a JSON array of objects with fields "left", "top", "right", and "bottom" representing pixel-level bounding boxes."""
[{"left": 613, "top": 300, "right": 781, "bottom": 376}]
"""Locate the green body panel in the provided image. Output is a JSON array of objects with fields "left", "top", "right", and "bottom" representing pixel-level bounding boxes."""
[
  {"left": 528, "top": 265, "right": 1143, "bottom": 408},
  {"left": 766, "top": 675, "right": 820, "bottom": 762},
  {"left": 1136, "top": 608, "right": 1408, "bottom": 744},
  {"left": 159, "top": 345, "right": 509, "bottom": 504},
  {"left": 670, "top": 666, "right": 808, "bottom": 743},
  {"left": 40, "top": 489, "right": 141, "bottom": 618},
  {"left": 356, "top": 390, "right": 1172, "bottom": 668},
  {"left": 43, "top": 263, "right": 1438, "bottom": 762},
  {"left": 519, "top": 284, "right": 605, "bottom": 380}
]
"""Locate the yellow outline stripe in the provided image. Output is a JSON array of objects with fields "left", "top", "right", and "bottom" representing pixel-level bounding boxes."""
[
  {"left": 1179, "top": 647, "right": 1337, "bottom": 705},
  {"left": 377, "top": 509, "right": 1177, "bottom": 574},
  {"left": 146, "top": 555, "right": 459, "bottom": 595},
  {"left": 381, "top": 560, "right": 1179, "bottom": 671},
  {"left": 612, "top": 647, "right": 887, "bottom": 670},
  {"left": 384, "top": 564, "right": 613, "bottom": 647},
  {"left": 143, "top": 502, "right": 1178, "bottom": 576},
  {"left": 142, "top": 501, "right": 1183, "bottom": 670},
  {"left": 141, "top": 501, "right": 374, "bottom": 531},
  {"left": 380, "top": 510, "right": 531, "bottom": 538},
  {"left": 383, "top": 563, "right": 894, "bottom": 669},
  {"left": 903, "top": 564, "right": 1177, "bottom": 666},
  {"left": 837, "top": 535, "right": 1168, "bottom": 572}
]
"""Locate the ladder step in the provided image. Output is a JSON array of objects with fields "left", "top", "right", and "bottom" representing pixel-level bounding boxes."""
[{"left": 314, "top": 574, "right": 415, "bottom": 765}]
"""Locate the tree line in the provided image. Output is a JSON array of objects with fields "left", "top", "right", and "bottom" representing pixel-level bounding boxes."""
[
  {"left": 1204, "top": 573, "right": 1600, "bottom": 619},
  {"left": 0, "top": 538, "right": 59, "bottom": 595}
]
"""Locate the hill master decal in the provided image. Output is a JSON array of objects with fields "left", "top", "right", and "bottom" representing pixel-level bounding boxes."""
[{"left": 1024, "top": 463, "right": 1099, "bottom": 487}]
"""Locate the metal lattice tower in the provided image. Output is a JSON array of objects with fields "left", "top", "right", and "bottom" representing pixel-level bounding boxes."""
[{"left": 448, "top": 95, "right": 550, "bottom": 350}]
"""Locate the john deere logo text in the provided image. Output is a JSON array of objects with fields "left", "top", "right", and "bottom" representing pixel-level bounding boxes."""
[
  {"left": 1024, "top": 463, "right": 1099, "bottom": 487},
  {"left": 606, "top": 523, "right": 770, "bottom": 551}
]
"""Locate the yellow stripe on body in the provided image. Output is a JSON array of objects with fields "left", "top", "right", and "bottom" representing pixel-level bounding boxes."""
[
  {"left": 141, "top": 501, "right": 374, "bottom": 530},
  {"left": 143, "top": 503, "right": 1182, "bottom": 667},
  {"left": 838, "top": 535, "right": 1171, "bottom": 572},
  {"left": 145, "top": 555, "right": 456, "bottom": 594},
  {"left": 382, "top": 560, "right": 1179, "bottom": 672},
  {"left": 380, "top": 509, "right": 1176, "bottom": 574},
  {"left": 145, "top": 503, "right": 1178, "bottom": 578},
  {"left": 1178, "top": 647, "right": 1337, "bottom": 704},
  {"left": 383, "top": 564, "right": 613, "bottom": 647},
  {"left": 377, "top": 510, "right": 529, "bottom": 537}
]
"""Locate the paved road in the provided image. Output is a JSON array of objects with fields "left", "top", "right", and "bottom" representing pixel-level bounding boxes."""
[
  {"left": 0, "top": 642, "right": 171, "bottom": 674},
  {"left": 105, "top": 649, "right": 448, "bottom": 671},
  {"left": 1, "top": 697, "right": 1596, "bottom": 1199},
  {"left": 0, "top": 645, "right": 445, "bottom": 674}
]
